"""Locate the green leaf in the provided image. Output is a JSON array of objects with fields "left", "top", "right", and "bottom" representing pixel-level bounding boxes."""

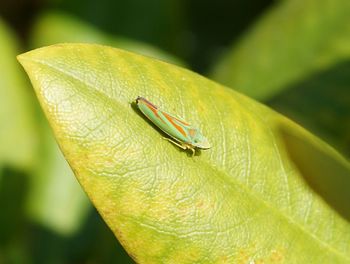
[
  {"left": 18, "top": 44, "right": 350, "bottom": 263},
  {"left": 0, "top": 18, "right": 38, "bottom": 170},
  {"left": 27, "top": 11, "right": 183, "bottom": 234},
  {"left": 211, "top": 0, "right": 350, "bottom": 100},
  {"left": 30, "top": 11, "right": 185, "bottom": 67}
]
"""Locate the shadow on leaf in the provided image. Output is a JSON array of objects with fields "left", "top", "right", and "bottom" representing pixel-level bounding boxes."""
[
  {"left": 269, "top": 61, "right": 350, "bottom": 158},
  {"left": 280, "top": 126, "right": 350, "bottom": 222}
]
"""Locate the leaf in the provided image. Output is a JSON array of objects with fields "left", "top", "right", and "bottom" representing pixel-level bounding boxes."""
[
  {"left": 211, "top": 0, "right": 350, "bottom": 100},
  {"left": 0, "top": 18, "right": 38, "bottom": 170},
  {"left": 26, "top": 10, "right": 183, "bottom": 235},
  {"left": 30, "top": 11, "right": 185, "bottom": 67},
  {"left": 18, "top": 44, "right": 350, "bottom": 263}
]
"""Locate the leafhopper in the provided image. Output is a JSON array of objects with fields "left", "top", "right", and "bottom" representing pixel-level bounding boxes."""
[{"left": 136, "top": 96, "right": 210, "bottom": 156}]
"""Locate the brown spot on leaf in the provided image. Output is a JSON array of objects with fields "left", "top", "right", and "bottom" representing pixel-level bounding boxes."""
[
  {"left": 237, "top": 249, "right": 249, "bottom": 264},
  {"left": 269, "top": 248, "right": 285, "bottom": 263}
]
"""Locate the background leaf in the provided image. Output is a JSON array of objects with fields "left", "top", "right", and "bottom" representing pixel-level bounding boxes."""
[
  {"left": 0, "top": 18, "right": 36, "bottom": 264},
  {"left": 267, "top": 61, "right": 350, "bottom": 157},
  {"left": 211, "top": 0, "right": 350, "bottom": 100},
  {"left": 30, "top": 11, "right": 185, "bottom": 66},
  {"left": 0, "top": 18, "right": 38, "bottom": 170},
  {"left": 19, "top": 44, "right": 350, "bottom": 263},
  {"left": 26, "top": 118, "right": 90, "bottom": 235},
  {"left": 0, "top": 18, "right": 89, "bottom": 237},
  {"left": 211, "top": 0, "right": 350, "bottom": 158},
  {"left": 51, "top": 0, "right": 184, "bottom": 56}
]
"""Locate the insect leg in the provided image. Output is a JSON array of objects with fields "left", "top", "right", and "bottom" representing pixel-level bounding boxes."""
[
  {"left": 162, "top": 137, "right": 187, "bottom": 150},
  {"left": 189, "top": 147, "right": 195, "bottom": 157},
  {"left": 163, "top": 137, "right": 196, "bottom": 156}
]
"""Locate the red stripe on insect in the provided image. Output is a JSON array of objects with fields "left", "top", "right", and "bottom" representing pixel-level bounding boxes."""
[
  {"left": 171, "top": 116, "right": 190, "bottom": 126},
  {"left": 144, "top": 103, "right": 168, "bottom": 125},
  {"left": 137, "top": 97, "right": 158, "bottom": 109},
  {"left": 163, "top": 112, "right": 187, "bottom": 137}
]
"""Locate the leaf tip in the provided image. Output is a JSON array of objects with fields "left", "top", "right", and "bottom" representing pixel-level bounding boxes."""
[
  {"left": 17, "top": 44, "right": 64, "bottom": 65},
  {"left": 16, "top": 51, "right": 29, "bottom": 66},
  {"left": 16, "top": 49, "right": 38, "bottom": 74}
]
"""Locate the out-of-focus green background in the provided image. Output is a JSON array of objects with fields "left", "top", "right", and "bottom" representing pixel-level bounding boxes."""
[{"left": 0, "top": 0, "right": 349, "bottom": 263}]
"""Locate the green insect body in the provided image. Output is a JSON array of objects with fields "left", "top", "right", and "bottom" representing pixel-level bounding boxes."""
[{"left": 136, "top": 96, "right": 210, "bottom": 156}]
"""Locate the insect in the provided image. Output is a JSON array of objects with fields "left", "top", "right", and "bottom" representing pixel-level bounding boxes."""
[{"left": 135, "top": 96, "right": 210, "bottom": 156}]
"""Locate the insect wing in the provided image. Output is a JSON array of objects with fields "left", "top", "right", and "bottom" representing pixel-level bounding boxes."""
[
  {"left": 136, "top": 98, "right": 193, "bottom": 143},
  {"left": 136, "top": 97, "right": 210, "bottom": 149}
]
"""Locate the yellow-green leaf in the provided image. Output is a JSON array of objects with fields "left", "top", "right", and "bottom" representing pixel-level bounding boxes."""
[{"left": 18, "top": 44, "right": 350, "bottom": 263}]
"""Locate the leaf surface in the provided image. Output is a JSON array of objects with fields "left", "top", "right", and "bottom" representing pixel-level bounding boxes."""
[{"left": 18, "top": 44, "right": 350, "bottom": 263}]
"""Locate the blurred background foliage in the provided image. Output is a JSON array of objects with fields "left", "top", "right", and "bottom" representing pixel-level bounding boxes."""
[{"left": 0, "top": 0, "right": 349, "bottom": 263}]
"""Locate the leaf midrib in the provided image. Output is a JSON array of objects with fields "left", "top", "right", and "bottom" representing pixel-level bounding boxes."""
[{"left": 23, "top": 55, "right": 350, "bottom": 261}]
